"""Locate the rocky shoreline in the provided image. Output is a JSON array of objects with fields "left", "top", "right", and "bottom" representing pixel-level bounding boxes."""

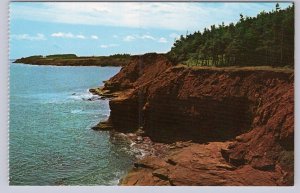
[{"left": 91, "top": 53, "right": 294, "bottom": 186}]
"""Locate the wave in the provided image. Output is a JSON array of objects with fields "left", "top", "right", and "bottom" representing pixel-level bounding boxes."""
[
  {"left": 15, "top": 89, "right": 102, "bottom": 104},
  {"left": 68, "top": 90, "right": 100, "bottom": 101},
  {"left": 70, "top": 109, "right": 83, "bottom": 114}
]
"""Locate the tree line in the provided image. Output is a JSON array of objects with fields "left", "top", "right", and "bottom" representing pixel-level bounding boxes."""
[{"left": 167, "top": 3, "right": 294, "bottom": 68}]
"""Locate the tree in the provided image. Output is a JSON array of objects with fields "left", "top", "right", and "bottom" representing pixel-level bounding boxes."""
[
  {"left": 167, "top": 3, "right": 294, "bottom": 67},
  {"left": 276, "top": 3, "right": 281, "bottom": 11}
]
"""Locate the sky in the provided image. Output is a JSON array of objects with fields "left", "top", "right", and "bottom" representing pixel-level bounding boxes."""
[{"left": 9, "top": 2, "right": 293, "bottom": 59}]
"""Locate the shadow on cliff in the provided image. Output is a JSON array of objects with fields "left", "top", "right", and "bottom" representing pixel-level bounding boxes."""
[{"left": 143, "top": 96, "right": 254, "bottom": 143}]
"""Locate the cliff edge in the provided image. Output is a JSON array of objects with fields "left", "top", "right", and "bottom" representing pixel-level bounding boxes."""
[{"left": 93, "top": 53, "right": 294, "bottom": 185}]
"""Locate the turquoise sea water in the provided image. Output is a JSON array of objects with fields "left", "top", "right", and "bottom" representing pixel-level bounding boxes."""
[{"left": 9, "top": 62, "right": 135, "bottom": 185}]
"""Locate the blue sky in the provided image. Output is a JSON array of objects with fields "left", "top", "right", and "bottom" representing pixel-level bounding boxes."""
[{"left": 9, "top": 2, "right": 293, "bottom": 59}]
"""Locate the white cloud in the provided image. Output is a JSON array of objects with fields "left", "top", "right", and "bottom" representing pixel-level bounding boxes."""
[
  {"left": 123, "top": 34, "right": 158, "bottom": 42},
  {"left": 91, "top": 35, "right": 99, "bottom": 39},
  {"left": 139, "top": 35, "right": 155, "bottom": 40},
  {"left": 51, "top": 32, "right": 89, "bottom": 39},
  {"left": 123, "top": 35, "right": 135, "bottom": 42},
  {"left": 158, "top": 37, "right": 167, "bottom": 43},
  {"left": 51, "top": 32, "right": 74, "bottom": 38},
  {"left": 113, "top": 35, "right": 119, "bottom": 38},
  {"left": 11, "top": 33, "right": 46, "bottom": 41},
  {"left": 100, "top": 44, "right": 119, "bottom": 48},
  {"left": 76, "top": 35, "right": 86, "bottom": 39},
  {"left": 169, "top": 33, "right": 180, "bottom": 40},
  {"left": 10, "top": 2, "right": 292, "bottom": 31}
]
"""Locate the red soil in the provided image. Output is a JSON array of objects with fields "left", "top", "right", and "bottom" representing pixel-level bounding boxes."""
[{"left": 99, "top": 53, "right": 294, "bottom": 185}]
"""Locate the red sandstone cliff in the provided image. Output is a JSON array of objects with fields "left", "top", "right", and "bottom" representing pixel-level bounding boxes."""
[{"left": 95, "top": 53, "right": 294, "bottom": 185}]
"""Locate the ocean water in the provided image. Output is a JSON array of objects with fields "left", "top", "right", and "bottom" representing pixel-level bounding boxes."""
[{"left": 9, "top": 62, "right": 135, "bottom": 185}]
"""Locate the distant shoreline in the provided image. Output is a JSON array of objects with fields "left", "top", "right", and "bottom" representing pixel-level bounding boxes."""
[{"left": 13, "top": 54, "right": 134, "bottom": 67}]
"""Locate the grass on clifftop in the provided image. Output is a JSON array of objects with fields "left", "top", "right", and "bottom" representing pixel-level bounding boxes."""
[{"left": 175, "top": 64, "right": 294, "bottom": 73}]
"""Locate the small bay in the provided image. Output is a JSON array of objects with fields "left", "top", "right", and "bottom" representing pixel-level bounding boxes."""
[{"left": 9, "top": 62, "right": 134, "bottom": 185}]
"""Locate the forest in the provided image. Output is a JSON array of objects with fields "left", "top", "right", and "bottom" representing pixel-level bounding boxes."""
[{"left": 167, "top": 3, "right": 294, "bottom": 68}]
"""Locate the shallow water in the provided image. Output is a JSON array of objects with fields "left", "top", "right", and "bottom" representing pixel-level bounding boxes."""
[{"left": 9, "top": 62, "right": 135, "bottom": 185}]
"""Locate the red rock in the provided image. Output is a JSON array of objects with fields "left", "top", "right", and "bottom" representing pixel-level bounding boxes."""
[
  {"left": 121, "top": 142, "right": 286, "bottom": 186},
  {"left": 101, "top": 53, "right": 293, "bottom": 185}
]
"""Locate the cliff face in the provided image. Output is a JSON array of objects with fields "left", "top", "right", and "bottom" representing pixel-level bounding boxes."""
[
  {"left": 101, "top": 53, "right": 174, "bottom": 131},
  {"left": 104, "top": 53, "right": 174, "bottom": 91},
  {"left": 99, "top": 53, "right": 294, "bottom": 185}
]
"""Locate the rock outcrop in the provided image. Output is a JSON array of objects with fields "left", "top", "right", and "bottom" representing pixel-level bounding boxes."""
[
  {"left": 121, "top": 142, "right": 288, "bottom": 186},
  {"left": 93, "top": 53, "right": 294, "bottom": 185}
]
